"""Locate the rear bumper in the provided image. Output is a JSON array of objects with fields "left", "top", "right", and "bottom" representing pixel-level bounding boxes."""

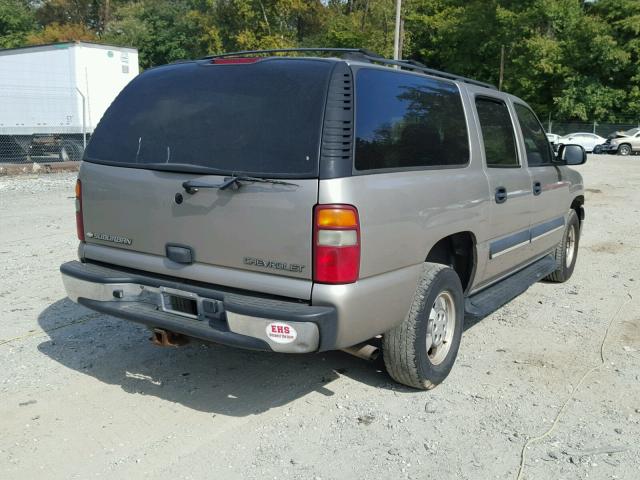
[{"left": 60, "top": 261, "right": 337, "bottom": 353}]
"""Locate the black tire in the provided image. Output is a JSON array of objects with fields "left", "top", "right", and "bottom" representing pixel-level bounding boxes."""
[
  {"left": 545, "top": 210, "right": 580, "bottom": 283},
  {"left": 617, "top": 144, "right": 632, "bottom": 156},
  {"left": 383, "top": 263, "right": 464, "bottom": 390},
  {"left": 59, "top": 139, "right": 84, "bottom": 162}
]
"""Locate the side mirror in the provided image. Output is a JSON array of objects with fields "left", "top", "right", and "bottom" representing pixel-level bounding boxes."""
[{"left": 557, "top": 144, "right": 586, "bottom": 165}]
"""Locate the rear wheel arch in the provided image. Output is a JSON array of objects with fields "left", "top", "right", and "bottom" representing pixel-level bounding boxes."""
[{"left": 425, "top": 231, "right": 476, "bottom": 294}]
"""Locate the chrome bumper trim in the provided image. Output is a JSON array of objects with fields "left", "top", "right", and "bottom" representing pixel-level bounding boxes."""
[{"left": 61, "top": 273, "right": 320, "bottom": 353}]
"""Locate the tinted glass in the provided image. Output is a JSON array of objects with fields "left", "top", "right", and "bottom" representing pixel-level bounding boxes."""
[
  {"left": 84, "top": 59, "right": 333, "bottom": 177},
  {"left": 354, "top": 69, "right": 469, "bottom": 171},
  {"left": 514, "top": 103, "right": 554, "bottom": 166},
  {"left": 475, "top": 97, "right": 519, "bottom": 167}
]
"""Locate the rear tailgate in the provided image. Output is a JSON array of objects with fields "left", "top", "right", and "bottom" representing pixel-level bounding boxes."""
[
  {"left": 79, "top": 57, "right": 334, "bottom": 297},
  {"left": 80, "top": 162, "right": 317, "bottom": 281}
]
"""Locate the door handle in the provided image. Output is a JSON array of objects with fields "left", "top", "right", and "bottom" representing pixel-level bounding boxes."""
[
  {"left": 495, "top": 186, "right": 507, "bottom": 204},
  {"left": 533, "top": 181, "right": 542, "bottom": 196}
]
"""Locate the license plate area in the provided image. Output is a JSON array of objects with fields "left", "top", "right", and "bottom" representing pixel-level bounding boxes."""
[{"left": 160, "top": 287, "right": 199, "bottom": 319}]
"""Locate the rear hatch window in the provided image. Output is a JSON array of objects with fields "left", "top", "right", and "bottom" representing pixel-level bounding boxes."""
[{"left": 84, "top": 59, "right": 334, "bottom": 177}]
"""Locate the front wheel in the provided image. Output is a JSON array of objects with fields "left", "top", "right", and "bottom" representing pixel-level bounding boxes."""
[
  {"left": 383, "top": 263, "right": 464, "bottom": 390},
  {"left": 618, "top": 144, "right": 632, "bottom": 156},
  {"left": 545, "top": 210, "right": 580, "bottom": 283}
]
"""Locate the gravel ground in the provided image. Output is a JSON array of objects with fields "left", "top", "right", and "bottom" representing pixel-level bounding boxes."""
[{"left": 1, "top": 155, "right": 639, "bottom": 480}]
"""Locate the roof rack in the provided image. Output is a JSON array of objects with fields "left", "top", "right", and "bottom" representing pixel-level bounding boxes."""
[
  {"left": 361, "top": 56, "right": 497, "bottom": 90},
  {"left": 202, "top": 48, "right": 496, "bottom": 90},
  {"left": 203, "top": 48, "right": 383, "bottom": 60}
]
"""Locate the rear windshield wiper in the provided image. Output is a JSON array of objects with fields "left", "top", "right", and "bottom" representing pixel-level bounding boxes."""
[{"left": 182, "top": 176, "right": 299, "bottom": 194}]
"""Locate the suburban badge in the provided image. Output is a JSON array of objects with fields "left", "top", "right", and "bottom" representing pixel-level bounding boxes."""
[{"left": 87, "top": 232, "right": 133, "bottom": 246}]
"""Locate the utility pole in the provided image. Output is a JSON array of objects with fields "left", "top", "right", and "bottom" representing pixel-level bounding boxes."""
[
  {"left": 393, "top": 0, "right": 402, "bottom": 60},
  {"left": 498, "top": 45, "right": 505, "bottom": 91}
]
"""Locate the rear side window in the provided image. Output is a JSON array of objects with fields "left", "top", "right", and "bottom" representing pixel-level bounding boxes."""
[
  {"left": 514, "top": 103, "right": 554, "bottom": 166},
  {"left": 84, "top": 59, "right": 333, "bottom": 177},
  {"left": 475, "top": 97, "right": 519, "bottom": 168},
  {"left": 354, "top": 69, "right": 469, "bottom": 171}
]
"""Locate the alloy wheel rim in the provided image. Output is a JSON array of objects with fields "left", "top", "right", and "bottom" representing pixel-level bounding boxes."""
[
  {"left": 565, "top": 225, "right": 576, "bottom": 269},
  {"left": 426, "top": 290, "right": 456, "bottom": 365}
]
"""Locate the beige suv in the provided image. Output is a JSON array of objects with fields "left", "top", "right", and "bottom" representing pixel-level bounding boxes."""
[{"left": 60, "top": 48, "right": 587, "bottom": 389}]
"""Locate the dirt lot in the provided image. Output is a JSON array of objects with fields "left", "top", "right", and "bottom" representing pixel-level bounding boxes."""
[{"left": 1, "top": 155, "right": 639, "bottom": 480}]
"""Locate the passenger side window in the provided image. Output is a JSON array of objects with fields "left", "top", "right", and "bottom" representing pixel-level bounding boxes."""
[
  {"left": 514, "top": 103, "right": 554, "bottom": 167},
  {"left": 475, "top": 97, "right": 519, "bottom": 168},
  {"left": 354, "top": 69, "right": 469, "bottom": 171}
]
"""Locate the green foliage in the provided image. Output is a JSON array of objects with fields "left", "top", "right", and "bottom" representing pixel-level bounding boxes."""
[
  {"left": 303, "top": 1, "right": 397, "bottom": 57},
  {"left": 27, "top": 22, "right": 98, "bottom": 44},
  {"left": 1, "top": 0, "right": 638, "bottom": 121},
  {"left": 103, "top": 1, "right": 222, "bottom": 67},
  {"left": 0, "top": 0, "right": 35, "bottom": 48},
  {"left": 405, "top": 0, "right": 639, "bottom": 121}
]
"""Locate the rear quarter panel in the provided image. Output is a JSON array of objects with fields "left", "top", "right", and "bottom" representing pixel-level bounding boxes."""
[
  {"left": 314, "top": 164, "right": 491, "bottom": 348},
  {"left": 317, "top": 168, "right": 491, "bottom": 280},
  {"left": 315, "top": 162, "right": 582, "bottom": 349}
]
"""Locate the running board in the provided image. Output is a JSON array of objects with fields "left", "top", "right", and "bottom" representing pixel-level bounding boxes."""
[{"left": 465, "top": 255, "right": 557, "bottom": 320}]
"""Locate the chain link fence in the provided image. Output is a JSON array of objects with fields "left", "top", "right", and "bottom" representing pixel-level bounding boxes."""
[
  {"left": 546, "top": 120, "right": 640, "bottom": 138},
  {"left": 0, "top": 85, "right": 89, "bottom": 165},
  {"left": 0, "top": 133, "right": 87, "bottom": 164}
]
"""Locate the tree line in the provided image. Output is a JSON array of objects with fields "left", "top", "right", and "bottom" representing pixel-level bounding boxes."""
[{"left": 1, "top": 0, "right": 638, "bottom": 122}]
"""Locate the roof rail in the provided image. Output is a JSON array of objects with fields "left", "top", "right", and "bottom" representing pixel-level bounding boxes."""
[
  {"left": 203, "top": 48, "right": 383, "bottom": 60},
  {"left": 202, "top": 48, "right": 496, "bottom": 90},
  {"left": 362, "top": 56, "right": 497, "bottom": 90}
]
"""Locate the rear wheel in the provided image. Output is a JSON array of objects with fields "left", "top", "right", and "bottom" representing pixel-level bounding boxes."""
[
  {"left": 59, "top": 139, "right": 84, "bottom": 162},
  {"left": 545, "top": 210, "right": 580, "bottom": 283},
  {"left": 618, "top": 144, "right": 632, "bottom": 156},
  {"left": 383, "top": 263, "right": 463, "bottom": 390}
]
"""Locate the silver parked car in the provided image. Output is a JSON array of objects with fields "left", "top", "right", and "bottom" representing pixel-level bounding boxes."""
[
  {"left": 60, "top": 48, "right": 587, "bottom": 389},
  {"left": 601, "top": 127, "right": 640, "bottom": 155},
  {"left": 556, "top": 132, "right": 606, "bottom": 153}
]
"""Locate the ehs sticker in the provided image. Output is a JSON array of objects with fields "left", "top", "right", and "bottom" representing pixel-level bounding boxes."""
[{"left": 266, "top": 322, "right": 297, "bottom": 344}]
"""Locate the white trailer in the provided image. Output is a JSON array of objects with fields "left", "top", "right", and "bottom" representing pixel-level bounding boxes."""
[{"left": 0, "top": 42, "right": 139, "bottom": 162}]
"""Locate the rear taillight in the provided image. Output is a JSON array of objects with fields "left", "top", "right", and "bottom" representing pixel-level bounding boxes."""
[
  {"left": 313, "top": 205, "right": 360, "bottom": 284},
  {"left": 75, "top": 179, "right": 84, "bottom": 241}
]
